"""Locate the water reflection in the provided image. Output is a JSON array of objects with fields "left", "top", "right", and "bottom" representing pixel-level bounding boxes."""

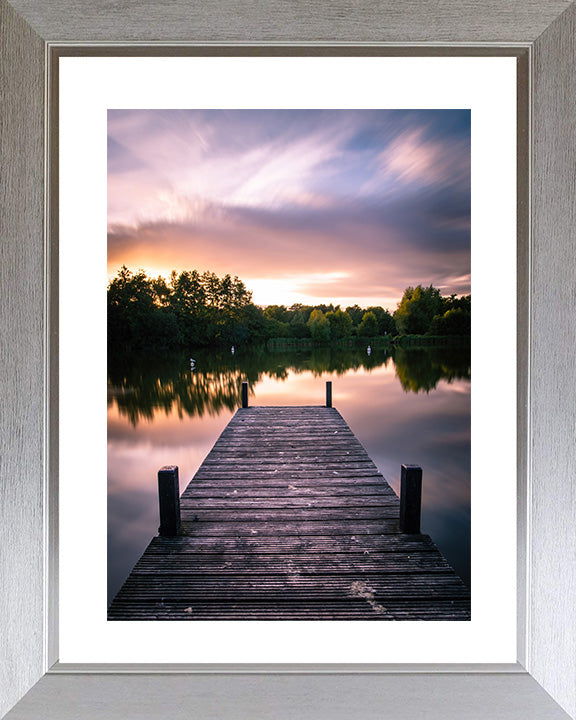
[
  {"left": 108, "top": 345, "right": 470, "bottom": 605},
  {"left": 108, "top": 345, "right": 470, "bottom": 424},
  {"left": 393, "top": 347, "right": 470, "bottom": 393}
]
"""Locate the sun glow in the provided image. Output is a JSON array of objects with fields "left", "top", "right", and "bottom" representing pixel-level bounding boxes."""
[
  {"left": 107, "top": 264, "right": 174, "bottom": 283},
  {"left": 245, "top": 272, "right": 350, "bottom": 307}
]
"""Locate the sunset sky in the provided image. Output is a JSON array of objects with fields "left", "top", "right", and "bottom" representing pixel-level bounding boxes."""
[{"left": 107, "top": 109, "right": 470, "bottom": 310}]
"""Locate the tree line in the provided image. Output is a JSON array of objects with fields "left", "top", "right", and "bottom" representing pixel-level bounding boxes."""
[{"left": 108, "top": 266, "right": 470, "bottom": 352}]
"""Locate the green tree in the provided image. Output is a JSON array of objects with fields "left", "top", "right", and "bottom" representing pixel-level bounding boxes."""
[
  {"left": 169, "top": 270, "right": 209, "bottom": 345},
  {"left": 394, "top": 285, "right": 444, "bottom": 335},
  {"left": 443, "top": 293, "right": 471, "bottom": 314},
  {"left": 240, "top": 303, "right": 267, "bottom": 342},
  {"left": 366, "top": 306, "right": 396, "bottom": 336},
  {"left": 428, "top": 308, "right": 471, "bottom": 336},
  {"left": 307, "top": 309, "right": 331, "bottom": 342},
  {"left": 264, "top": 318, "right": 291, "bottom": 339},
  {"left": 108, "top": 266, "right": 181, "bottom": 350},
  {"left": 326, "top": 308, "right": 354, "bottom": 339},
  {"left": 109, "top": 266, "right": 259, "bottom": 350},
  {"left": 289, "top": 310, "right": 311, "bottom": 338},
  {"left": 357, "top": 311, "right": 379, "bottom": 337},
  {"left": 263, "top": 305, "right": 290, "bottom": 323},
  {"left": 152, "top": 275, "right": 171, "bottom": 307},
  {"left": 345, "top": 304, "right": 364, "bottom": 327}
]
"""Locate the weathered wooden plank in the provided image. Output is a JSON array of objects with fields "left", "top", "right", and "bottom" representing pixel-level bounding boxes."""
[
  {"left": 180, "top": 497, "right": 400, "bottom": 508},
  {"left": 183, "top": 496, "right": 397, "bottom": 505},
  {"left": 211, "top": 434, "right": 365, "bottom": 442},
  {"left": 181, "top": 507, "right": 400, "bottom": 521},
  {"left": 207, "top": 443, "right": 367, "bottom": 450},
  {"left": 108, "top": 405, "right": 470, "bottom": 621},
  {"left": 178, "top": 520, "right": 399, "bottom": 536},
  {"left": 112, "top": 575, "right": 470, "bottom": 599},
  {"left": 131, "top": 557, "right": 454, "bottom": 574},
  {"left": 184, "top": 477, "right": 389, "bottom": 488},
  {"left": 181, "top": 486, "right": 396, "bottom": 498},
  {"left": 144, "top": 535, "right": 438, "bottom": 554},
  {"left": 109, "top": 609, "right": 469, "bottom": 621},
  {"left": 197, "top": 467, "right": 380, "bottom": 477},
  {"left": 200, "top": 457, "right": 377, "bottom": 466},
  {"left": 203, "top": 455, "right": 373, "bottom": 464},
  {"left": 185, "top": 483, "right": 390, "bottom": 493},
  {"left": 107, "top": 601, "right": 472, "bottom": 621},
  {"left": 109, "top": 599, "right": 473, "bottom": 609}
]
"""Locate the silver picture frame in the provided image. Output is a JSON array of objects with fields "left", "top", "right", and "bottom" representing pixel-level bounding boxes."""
[{"left": 1, "top": 1, "right": 575, "bottom": 718}]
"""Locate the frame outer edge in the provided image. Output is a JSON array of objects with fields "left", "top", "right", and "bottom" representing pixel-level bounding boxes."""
[
  {"left": 1, "top": 0, "right": 575, "bottom": 718},
  {"left": 1, "top": 0, "right": 575, "bottom": 43},
  {"left": 3, "top": 672, "right": 573, "bottom": 720},
  {"left": 531, "top": 5, "right": 576, "bottom": 718},
  {"left": 0, "top": 0, "right": 46, "bottom": 717}
]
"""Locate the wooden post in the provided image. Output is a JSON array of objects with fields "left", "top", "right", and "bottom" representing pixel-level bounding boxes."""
[
  {"left": 158, "top": 465, "right": 181, "bottom": 537},
  {"left": 399, "top": 464, "right": 422, "bottom": 533},
  {"left": 326, "top": 381, "right": 332, "bottom": 408},
  {"left": 241, "top": 382, "right": 249, "bottom": 408}
]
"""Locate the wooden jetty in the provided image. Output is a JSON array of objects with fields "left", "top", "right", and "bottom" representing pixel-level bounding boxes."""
[{"left": 108, "top": 386, "right": 470, "bottom": 620}]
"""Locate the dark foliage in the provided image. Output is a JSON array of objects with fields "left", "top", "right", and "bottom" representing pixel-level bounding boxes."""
[{"left": 108, "top": 268, "right": 470, "bottom": 352}]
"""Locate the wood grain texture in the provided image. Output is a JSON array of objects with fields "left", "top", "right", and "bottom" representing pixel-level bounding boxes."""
[
  {"left": 108, "top": 407, "right": 470, "bottom": 621},
  {"left": 0, "top": 1, "right": 45, "bottom": 717},
  {"left": 2, "top": 0, "right": 573, "bottom": 43},
  {"left": 531, "top": 5, "right": 576, "bottom": 717},
  {"left": 3, "top": 673, "right": 572, "bottom": 720}
]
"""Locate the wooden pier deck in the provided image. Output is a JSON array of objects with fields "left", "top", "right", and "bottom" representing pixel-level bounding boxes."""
[{"left": 108, "top": 406, "right": 471, "bottom": 620}]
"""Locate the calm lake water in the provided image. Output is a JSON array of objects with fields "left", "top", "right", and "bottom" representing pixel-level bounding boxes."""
[{"left": 108, "top": 344, "right": 471, "bottom": 605}]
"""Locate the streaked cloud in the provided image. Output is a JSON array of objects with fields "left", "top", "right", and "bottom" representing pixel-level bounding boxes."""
[
  {"left": 108, "top": 109, "right": 470, "bottom": 308},
  {"left": 376, "top": 127, "right": 470, "bottom": 190}
]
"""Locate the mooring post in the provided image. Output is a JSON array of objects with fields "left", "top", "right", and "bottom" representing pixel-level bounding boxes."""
[
  {"left": 158, "top": 465, "right": 181, "bottom": 536},
  {"left": 399, "top": 464, "right": 422, "bottom": 533},
  {"left": 241, "top": 381, "right": 249, "bottom": 408},
  {"left": 326, "top": 381, "right": 332, "bottom": 408}
]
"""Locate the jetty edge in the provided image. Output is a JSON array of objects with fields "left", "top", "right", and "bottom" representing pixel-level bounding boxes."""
[{"left": 108, "top": 382, "right": 470, "bottom": 620}]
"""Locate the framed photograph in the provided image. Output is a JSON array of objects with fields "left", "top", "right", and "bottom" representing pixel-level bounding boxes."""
[
  {"left": 1, "top": 2, "right": 575, "bottom": 719},
  {"left": 56, "top": 52, "right": 517, "bottom": 665}
]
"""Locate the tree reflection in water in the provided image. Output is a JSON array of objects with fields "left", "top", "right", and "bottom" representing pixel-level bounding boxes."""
[
  {"left": 108, "top": 344, "right": 470, "bottom": 425},
  {"left": 393, "top": 346, "right": 470, "bottom": 394}
]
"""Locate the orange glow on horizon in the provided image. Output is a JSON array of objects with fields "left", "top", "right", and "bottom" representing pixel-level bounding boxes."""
[{"left": 107, "top": 262, "right": 400, "bottom": 311}]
